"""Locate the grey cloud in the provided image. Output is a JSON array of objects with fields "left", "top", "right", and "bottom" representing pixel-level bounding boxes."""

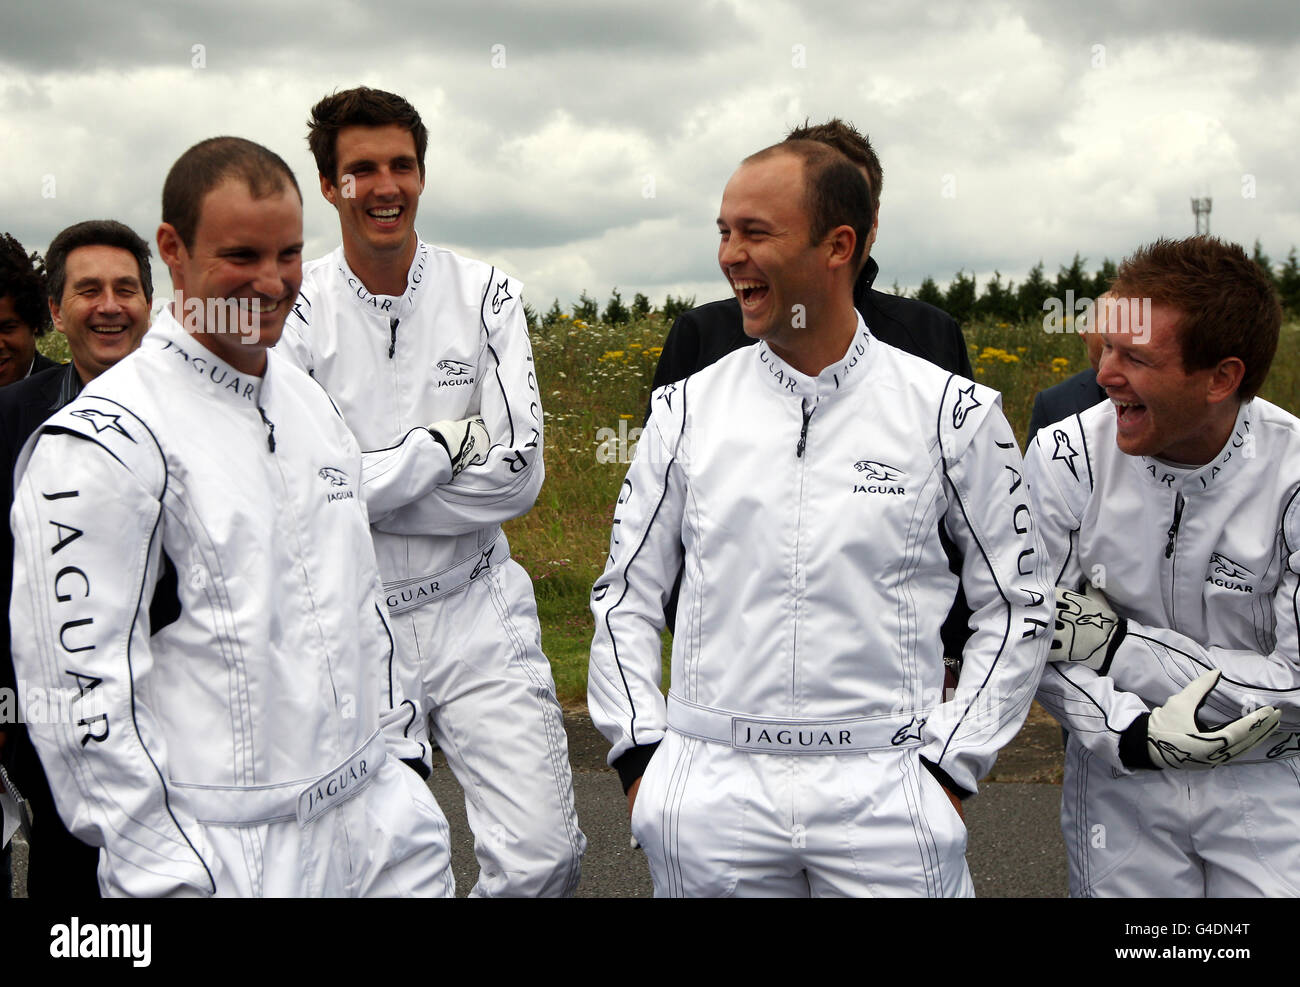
[{"left": 0, "top": 0, "right": 752, "bottom": 73}]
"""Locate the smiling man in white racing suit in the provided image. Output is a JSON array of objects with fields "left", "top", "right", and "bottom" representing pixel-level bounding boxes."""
[
  {"left": 277, "top": 87, "right": 584, "bottom": 896},
  {"left": 589, "top": 140, "right": 1053, "bottom": 897},
  {"left": 1026, "top": 237, "right": 1291, "bottom": 897},
  {"left": 9, "top": 138, "right": 453, "bottom": 897}
]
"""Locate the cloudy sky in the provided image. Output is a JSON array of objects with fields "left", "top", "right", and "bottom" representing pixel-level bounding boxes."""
[{"left": 2, "top": 0, "right": 1298, "bottom": 312}]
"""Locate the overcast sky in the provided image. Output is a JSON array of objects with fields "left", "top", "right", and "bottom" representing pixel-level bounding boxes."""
[{"left": 3, "top": 0, "right": 1297, "bottom": 312}]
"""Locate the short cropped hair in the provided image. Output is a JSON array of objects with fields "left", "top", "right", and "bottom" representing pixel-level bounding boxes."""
[
  {"left": 307, "top": 87, "right": 429, "bottom": 184},
  {"left": 1110, "top": 236, "right": 1282, "bottom": 400},
  {"left": 162, "top": 137, "right": 302, "bottom": 249},
  {"left": 45, "top": 220, "right": 154, "bottom": 304},
  {"left": 0, "top": 233, "right": 50, "bottom": 335},
  {"left": 744, "top": 140, "right": 875, "bottom": 271},
  {"left": 786, "top": 118, "right": 883, "bottom": 212}
]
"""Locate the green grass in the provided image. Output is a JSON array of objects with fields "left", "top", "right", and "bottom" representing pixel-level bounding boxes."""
[{"left": 44, "top": 316, "right": 1300, "bottom": 705}]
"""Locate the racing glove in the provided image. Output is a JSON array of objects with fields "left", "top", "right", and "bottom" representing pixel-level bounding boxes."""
[
  {"left": 1119, "top": 669, "right": 1280, "bottom": 771},
  {"left": 1051, "top": 584, "right": 1126, "bottom": 674},
  {"left": 427, "top": 417, "right": 489, "bottom": 478}
]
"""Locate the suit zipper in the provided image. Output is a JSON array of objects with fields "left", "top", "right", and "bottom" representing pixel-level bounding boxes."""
[
  {"left": 796, "top": 398, "right": 815, "bottom": 458},
  {"left": 792, "top": 397, "right": 815, "bottom": 699},
  {"left": 257, "top": 405, "right": 276, "bottom": 453},
  {"left": 1164, "top": 492, "right": 1184, "bottom": 629},
  {"left": 1164, "top": 494, "right": 1184, "bottom": 558},
  {"left": 388, "top": 317, "right": 399, "bottom": 358}
]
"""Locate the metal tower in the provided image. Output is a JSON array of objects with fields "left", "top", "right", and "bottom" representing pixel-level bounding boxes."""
[{"left": 1192, "top": 196, "right": 1212, "bottom": 235}]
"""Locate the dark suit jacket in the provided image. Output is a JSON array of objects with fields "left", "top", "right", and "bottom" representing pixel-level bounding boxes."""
[
  {"left": 0, "top": 362, "right": 101, "bottom": 897},
  {"left": 29, "top": 351, "right": 59, "bottom": 378},
  {"left": 649, "top": 256, "right": 972, "bottom": 400},
  {"left": 1027, "top": 368, "right": 1107, "bottom": 444}
]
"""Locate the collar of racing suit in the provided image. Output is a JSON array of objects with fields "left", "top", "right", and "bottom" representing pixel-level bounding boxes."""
[
  {"left": 331, "top": 236, "right": 432, "bottom": 324},
  {"left": 1130, "top": 399, "right": 1254, "bottom": 496},
  {"left": 753, "top": 313, "right": 877, "bottom": 403},
  {"left": 145, "top": 307, "right": 266, "bottom": 408}
]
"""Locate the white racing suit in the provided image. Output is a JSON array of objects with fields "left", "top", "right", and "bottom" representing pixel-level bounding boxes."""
[
  {"left": 9, "top": 311, "right": 454, "bottom": 897},
  {"left": 589, "top": 319, "right": 1052, "bottom": 897},
  {"left": 278, "top": 239, "right": 584, "bottom": 897},
  {"left": 1026, "top": 398, "right": 1300, "bottom": 897}
]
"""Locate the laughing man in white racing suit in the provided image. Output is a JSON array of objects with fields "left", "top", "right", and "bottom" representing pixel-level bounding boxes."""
[
  {"left": 589, "top": 140, "right": 1053, "bottom": 896},
  {"left": 1026, "top": 237, "right": 1289, "bottom": 897},
  {"left": 278, "top": 87, "right": 584, "bottom": 896},
  {"left": 9, "top": 138, "right": 454, "bottom": 897}
]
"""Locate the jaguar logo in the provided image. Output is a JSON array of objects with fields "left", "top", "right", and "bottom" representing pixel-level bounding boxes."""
[
  {"left": 437, "top": 360, "right": 474, "bottom": 377},
  {"left": 853, "top": 460, "right": 905, "bottom": 482},
  {"left": 318, "top": 467, "right": 348, "bottom": 487}
]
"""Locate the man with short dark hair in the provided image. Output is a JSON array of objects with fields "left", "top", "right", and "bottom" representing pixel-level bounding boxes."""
[
  {"left": 649, "top": 119, "right": 970, "bottom": 390},
  {"left": 1, "top": 220, "right": 153, "bottom": 898},
  {"left": 590, "top": 141, "right": 1051, "bottom": 897},
  {"left": 0, "top": 234, "right": 56, "bottom": 387},
  {"left": 280, "top": 87, "right": 584, "bottom": 897},
  {"left": 649, "top": 120, "right": 974, "bottom": 663},
  {"left": 10, "top": 137, "right": 453, "bottom": 897},
  {"left": 1027, "top": 236, "right": 1292, "bottom": 897}
]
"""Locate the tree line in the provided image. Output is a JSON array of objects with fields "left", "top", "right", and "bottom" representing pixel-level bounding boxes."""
[
  {"left": 910, "top": 240, "right": 1300, "bottom": 325},
  {"left": 525, "top": 241, "right": 1300, "bottom": 332}
]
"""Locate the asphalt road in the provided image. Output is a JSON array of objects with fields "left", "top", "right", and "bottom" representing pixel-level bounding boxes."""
[
  {"left": 7, "top": 712, "right": 1068, "bottom": 898},
  {"left": 429, "top": 712, "right": 1069, "bottom": 898}
]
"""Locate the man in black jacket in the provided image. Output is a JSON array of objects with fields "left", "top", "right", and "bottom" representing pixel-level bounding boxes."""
[
  {"left": 649, "top": 119, "right": 971, "bottom": 394},
  {"left": 0, "top": 220, "right": 152, "bottom": 897}
]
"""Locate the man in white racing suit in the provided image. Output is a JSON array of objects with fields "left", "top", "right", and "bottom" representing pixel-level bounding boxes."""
[
  {"left": 1026, "top": 236, "right": 1290, "bottom": 897},
  {"left": 9, "top": 137, "right": 454, "bottom": 897},
  {"left": 589, "top": 140, "right": 1053, "bottom": 897},
  {"left": 278, "top": 87, "right": 584, "bottom": 896}
]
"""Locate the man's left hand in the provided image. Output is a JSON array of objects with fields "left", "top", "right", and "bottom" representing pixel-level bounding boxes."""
[
  {"left": 1052, "top": 584, "right": 1127, "bottom": 674},
  {"left": 943, "top": 785, "right": 964, "bottom": 821}
]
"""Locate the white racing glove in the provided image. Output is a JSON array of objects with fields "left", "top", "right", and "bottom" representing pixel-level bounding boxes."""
[
  {"left": 1143, "top": 670, "right": 1280, "bottom": 770},
  {"left": 427, "top": 417, "right": 489, "bottom": 478},
  {"left": 1051, "top": 584, "right": 1126, "bottom": 674}
]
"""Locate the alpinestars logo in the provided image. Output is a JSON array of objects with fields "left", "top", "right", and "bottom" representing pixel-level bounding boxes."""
[
  {"left": 1207, "top": 553, "right": 1254, "bottom": 593},
  {"left": 436, "top": 359, "right": 476, "bottom": 388},
  {"left": 470, "top": 545, "right": 494, "bottom": 579},
  {"left": 70, "top": 408, "right": 133, "bottom": 440},
  {"left": 952, "top": 383, "right": 981, "bottom": 429},
  {"left": 1073, "top": 611, "right": 1116, "bottom": 632},
  {"left": 852, "top": 460, "right": 907, "bottom": 495},
  {"left": 891, "top": 714, "right": 926, "bottom": 745},
  {"left": 319, "top": 467, "right": 354, "bottom": 503},
  {"left": 491, "top": 278, "right": 512, "bottom": 314},
  {"left": 1267, "top": 732, "right": 1300, "bottom": 759},
  {"left": 1051, "top": 429, "right": 1080, "bottom": 481}
]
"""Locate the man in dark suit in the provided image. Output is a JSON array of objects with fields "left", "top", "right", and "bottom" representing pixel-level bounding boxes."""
[
  {"left": 1027, "top": 296, "right": 1108, "bottom": 440},
  {"left": 0, "top": 220, "right": 152, "bottom": 897},
  {"left": 0, "top": 234, "right": 58, "bottom": 388}
]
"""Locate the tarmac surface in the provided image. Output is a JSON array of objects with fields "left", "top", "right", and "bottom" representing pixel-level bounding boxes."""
[
  {"left": 8, "top": 707, "right": 1069, "bottom": 898},
  {"left": 429, "top": 709, "right": 1069, "bottom": 898}
]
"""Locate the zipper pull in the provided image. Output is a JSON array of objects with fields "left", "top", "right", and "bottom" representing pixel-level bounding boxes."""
[
  {"left": 796, "top": 398, "right": 814, "bottom": 458},
  {"left": 1164, "top": 494, "right": 1184, "bottom": 559},
  {"left": 257, "top": 405, "right": 277, "bottom": 453},
  {"left": 389, "top": 317, "right": 399, "bottom": 358}
]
